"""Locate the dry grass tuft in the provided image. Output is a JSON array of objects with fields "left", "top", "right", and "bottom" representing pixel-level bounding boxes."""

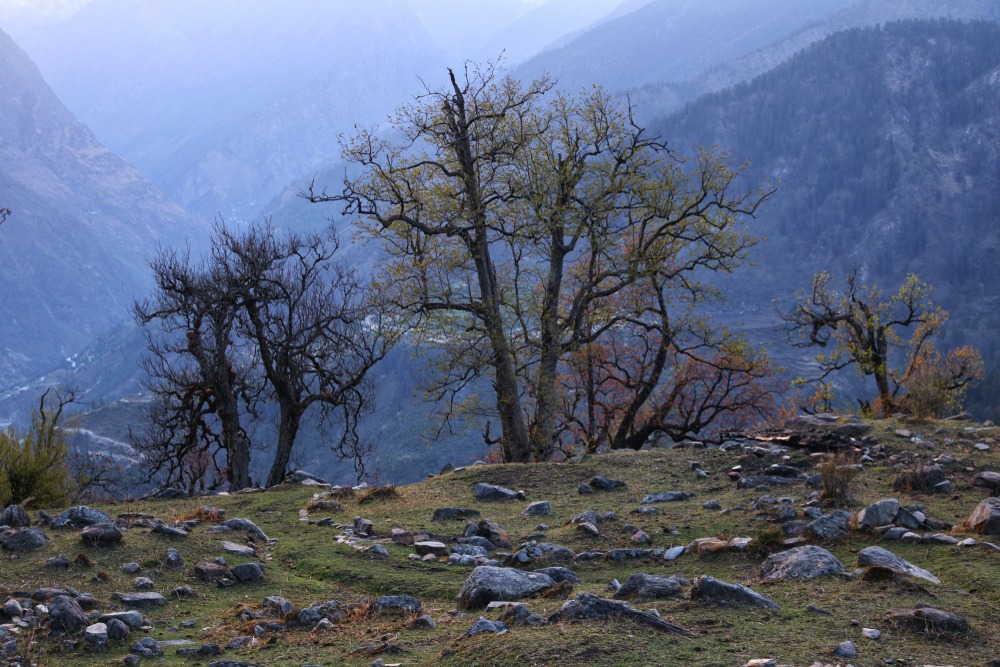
[
  {"left": 817, "top": 451, "right": 860, "bottom": 504},
  {"left": 359, "top": 485, "right": 399, "bottom": 504}
]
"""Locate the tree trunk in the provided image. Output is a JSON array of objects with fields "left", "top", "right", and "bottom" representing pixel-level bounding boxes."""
[
  {"left": 530, "top": 236, "right": 566, "bottom": 461},
  {"left": 266, "top": 406, "right": 301, "bottom": 487}
]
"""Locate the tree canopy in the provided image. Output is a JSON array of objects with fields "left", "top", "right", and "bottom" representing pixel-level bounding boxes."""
[{"left": 309, "top": 61, "right": 775, "bottom": 461}]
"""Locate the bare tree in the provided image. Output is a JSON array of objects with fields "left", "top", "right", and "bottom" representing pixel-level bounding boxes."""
[{"left": 308, "top": 60, "right": 772, "bottom": 461}]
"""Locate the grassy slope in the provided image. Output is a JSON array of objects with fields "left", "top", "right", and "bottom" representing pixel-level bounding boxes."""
[{"left": 3, "top": 418, "right": 999, "bottom": 666}]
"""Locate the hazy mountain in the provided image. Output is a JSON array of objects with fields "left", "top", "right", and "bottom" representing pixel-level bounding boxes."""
[
  {"left": 0, "top": 27, "right": 207, "bottom": 393},
  {"left": 656, "top": 19, "right": 1000, "bottom": 416},
  {"left": 626, "top": 0, "right": 1000, "bottom": 121},
  {"left": 514, "top": 0, "right": 857, "bottom": 94}
]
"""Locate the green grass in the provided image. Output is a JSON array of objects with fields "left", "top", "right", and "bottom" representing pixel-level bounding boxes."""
[{"left": 2, "top": 416, "right": 999, "bottom": 666}]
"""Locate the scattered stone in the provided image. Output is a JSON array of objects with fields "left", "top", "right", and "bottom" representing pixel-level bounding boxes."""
[
  {"left": 133, "top": 577, "right": 154, "bottom": 590},
  {"left": 589, "top": 476, "right": 626, "bottom": 491},
  {"left": 761, "top": 545, "right": 845, "bottom": 581},
  {"left": 0, "top": 505, "right": 29, "bottom": 528},
  {"left": 857, "top": 499, "right": 900, "bottom": 530},
  {"left": 886, "top": 605, "right": 969, "bottom": 635},
  {"left": 522, "top": 501, "right": 551, "bottom": 516},
  {"left": 2, "top": 599, "right": 20, "bottom": 618},
  {"left": 221, "top": 518, "right": 270, "bottom": 542},
  {"left": 172, "top": 586, "right": 196, "bottom": 599},
  {"left": 892, "top": 465, "right": 948, "bottom": 493},
  {"left": 972, "top": 471, "right": 1000, "bottom": 496},
  {"left": 84, "top": 622, "right": 109, "bottom": 651},
  {"left": 641, "top": 490, "right": 693, "bottom": 504},
  {"left": 549, "top": 593, "right": 690, "bottom": 635},
  {"left": 473, "top": 483, "right": 523, "bottom": 501},
  {"left": 577, "top": 521, "right": 600, "bottom": 537},
  {"left": 464, "top": 617, "right": 508, "bottom": 637},
  {"left": 195, "top": 562, "right": 229, "bottom": 581},
  {"left": 44, "top": 554, "right": 72, "bottom": 568},
  {"left": 505, "top": 542, "right": 575, "bottom": 565},
  {"left": 112, "top": 592, "right": 168, "bottom": 609},
  {"left": 967, "top": 497, "right": 1000, "bottom": 535},
  {"left": 477, "top": 519, "right": 512, "bottom": 548},
  {"left": 368, "top": 544, "right": 389, "bottom": 558},
  {"left": 689, "top": 575, "right": 779, "bottom": 610},
  {"left": 151, "top": 522, "right": 189, "bottom": 538},
  {"left": 413, "top": 614, "right": 436, "bottom": 629},
  {"left": 744, "top": 660, "right": 776, "bottom": 667},
  {"left": 432, "top": 507, "right": 480, "bottom": 521},
  {"left": 414, "top": 541, "right": 449, "bottom": 558},
  {"left": 456, "top": 566, "right": 556, "bottom": 610},
  {"left": 833, "top": 640, "right": 857, "bottom": 658},
  {"left": 631, "top": 529, "right": 651, "bottom": 544},
  {"left": 106, "top": 618, "right": 131, "bottom": 641},
  {"left": 858, "top": 546, "right": 941, "bottom": 583},
  {"left": 577, "top": 483, "right": 593, "bottom": 495},
  {"left": 222, "top": 541, "right": 256, "bottom": 557},
  {"left": 663, "top": 546, "right": 685, "bottom": 560},
  {"left": 614, "top": 573, "right": 687, "bottom": 600},
  {"left": 48, "top": 595, "right": 88, "bottom": 635},
  {"left": 99, "top": 611, "right": 143, "bottom": 629},
  {"left": 863, "top": 627, "right": 881, "bottom": 639},
  {"left": 534, "top": 567, "right": 580, "bottom": 584},
  {"left": 353, "top": 516, "right": 375, "bottom": 537},
  {"left": 53, "top": 506, "right": 112, "bottom": 529},
  {"left": 0, "top": 527, "right": 49, "bottom": 551},
  {"left": 571, "top": 510, "right": 616, "bottom": 525},
  {"left": 229, "top": 562, "right": 265, "bottom": 583},
  {"left": 122, "top": 562, "right": 141, "bottom": 574},
  {"left": 923, "top": 532, "right": 959, "bottom": 545},
  {"left": 81, "top": 522, "right": 123, "bottom": 546},
  {"left": 807, "top": 510, "right": 851, "bottom": 540},
  {"left": 703, "top": 499, "right": 721, "bottom": 510}
]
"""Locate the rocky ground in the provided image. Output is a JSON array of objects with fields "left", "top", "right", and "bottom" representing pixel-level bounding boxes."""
[{"left": 1, "top": 415, "right": 999, "bottom": 667}]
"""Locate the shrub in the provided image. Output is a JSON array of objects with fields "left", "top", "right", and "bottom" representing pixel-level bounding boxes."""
[
  {"left": 817, "top": 451, "right": 859, "bottom": 504},
  {"left": 901, "top": 343, "right": 983, "bottom": 420},
  {"left": 0, "top": 411, "right": 71, "bottom": 508}
]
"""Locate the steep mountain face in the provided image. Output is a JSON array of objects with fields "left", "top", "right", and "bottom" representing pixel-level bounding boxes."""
[
  {"left": 514, "top": 0, "right": 857, "bottom": 94},
  {"left": 0, "top": 27, "right": 208, "bottom": 390},
  {"left": 13, "top": 0, "right": 445, "bottom": 220},
  {"left": 656, "top": 19, "right": 1000, "bottom": 416},
  {"left": 627, "top": 0, "right": 1000, "bottom": 120}
]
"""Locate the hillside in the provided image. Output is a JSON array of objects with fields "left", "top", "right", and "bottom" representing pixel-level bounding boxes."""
[
  {"left": 655, "top": 19, "right": 1000, "bottom": 418},
  {"left": 0, "top": 27, "right": 208, "bottom": 393},
  {"left": 0, "top": 416, "right": 998, "bottom": 666}
]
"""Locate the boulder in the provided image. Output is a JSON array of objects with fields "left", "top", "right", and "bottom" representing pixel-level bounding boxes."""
[
  {"left": 84, "top": 622, "right": 109, "bottom": 651},
  {"left": 505, "top": 542, "right": 575, "bottom": 565},
  {"left": 352, "top": 517, "right": 374, "bottom": 537},
  {"left": 80, "top": 522, "right": 123, "bottom": 546},
  {"left": 473, "top": 483, "right": 522, "bottom": 501},
  {"left": 0, "top": 527, "right": 49, "bottom": 551},
  {"left": 414, "top": 541, "right": 449, "bottom": 557},
  {"left": 44, "top": 554, "right": 72, "bottom": 569},
  {"left": 195, "top": 562, "right": 228, "bottom": 581},
  {"left": 112, "top": 592, "right": 168, "bottom": 609},
  {"left": 549, "top": 593, "right": 690, "bottom": 635},
  {"left": 106, "top": 618, "right": 131, "bottom": 642},
  {"left": 52, "top": 506, "right": 111, "bottom": 528},
  {"left": 0, "top": 505, "right": 29, "bottom": 528},
  {"left": 613, "top": 573, "right": 687, "bottom": 600},
  {"left": 229, "top": 562, "right": 265, "bottom": 583},
  {"left": 222, "top": 518, "right": 270, "bottom": 542},
  {"left": 858, "top": 546, "right": 940, "bottom": 583},
  {"left": 967, "top": 497, "right": 1000, "bottom": 535},
  {"left": 972, "top": 471, "right": 1000, "bottom": 496},
  {"left": 522, "top": 501, "right": 551, "bottom": 516},
  {"left": 477, "top": 519, "right": 511, "bottom": 549},
  {"left": 689, "top": 575, "right": 779, "bottom": 610},
  {"left": 534, "top": 567, "right": 580, "bottom": 584},
  {"left": 761, "top": 546, "right": 845, "bottom": 581},
  {"left": 48, "top": 595, "right": 88, "bottom": 635},
  {"left": 892, "top": 465, "right": 947, "bottom": 493},
  {"left": 456, "top": 566, "right": 555, "bottom": 610},
  {"left": 857, "top": 499, "right": 900, "bottom": 530},
  {"left": 221, "top": 541, "right": 256, "bottom": 557},
  {"left": 373, "top": 595, "right": 422, "bottom": 614},
  {"left": 589, "top": 476, "right": 626, "bottom": 491},
  {"left": 807, "top": 510, "right": 851, "bottom": 540},
  {"left": 99, "top": 611, "right": 143, "bottom": 629},
  {"left": 432, "top": 507, "right": 480, "bottom": 521},
  {"left": 641, "top": 490, "right": 693, "bottom": 504},
  {"left": 885, "top": 605, "right": 969, "bottom": 635}
]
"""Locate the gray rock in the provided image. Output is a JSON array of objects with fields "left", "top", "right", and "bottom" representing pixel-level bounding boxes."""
[
  {"left": 48, "top": 595, "right": 88, "bottom": 635},
  {"left": 0, "top": 505, "right": 29, "bottom": 528},
  {"left": 577, "top": 483, "right": 593, "bottom": 494},
  {"left": 506, "top": 542, "right": 575, "bottom": 565},
  {"left": 195, "top": 562, "right": 228, "bottom": 581},
  {"left": 922, "top": 532, "right": 959, "bottom": 545},
  {"left": 968, "top": 497, "right": 1000, "bottom": 535},
  {"left": 589, "top": 476, "right": 626, "bottom": 491},
  {"left": 458, "top": 535, "right": 497, "bottom": 551},
  {"left": 414, "top": 541, "right": 449, "bottom": 557},
  {"left": 833, "top": 640, "right": 857, "bottom": 658},
  {"left": 229, "top": 562, "right": 265, "bottom": 583},
  {"left": 262, "top": 595, "right": 295, "bottom": 616},
  {"left": 456, "top": 566, "right": 556, "bottom": 610},
  {"left": 641, "top": 490, "right": 693, "bottom": 503},
  {"left": 80, "top": 522, "right": 123, "bottom": 546},
  {"left": 863, "top": 627, "right": 881, "bottom": 639},
  {"left": 172, "top": 586, "right": 196, "bottom": 599},
  {"left": 549, "top": 593, "right": 690, "bottom": 635},
  {"left": 374, "top": 595, "right": 421, "bottom": 614},
  {"left": 431, "top": 507, "right": 480, "bottom": 521},
  {"left": 452, "top": 544, "right": 489, "bottom": 558},
  {"left": 614, "top": 573, "right": 687, "bottom": 600},
  {"left": 151, "top": 522, "right": 189, "bottom": 538},
  {"left": 882, "top": 526, "right": 909, "bottom": 540},
  {"left": 413, "top": 614, "right": 436, "bottom": 629},
  {"left": 857, "top": 499, "right": 900, "bottom": 530},
  {"left": 607, "top": 548, "right": 658, "bottom": 562},
  {"left": 477, "top": 519, "right": 511, "bottom": 549},
  {"left": 2, "top": 599, "right": 21, "bottom": 618},
  {"left": 858, "top": 546, "right": 940, "bottom": 583},
  {"left": 53, "top": 506, "right": 111, "bottom": 529},
  {"left": 892, "top": 465, "right": 947, "bottom": 493},
  {"left": 522, "top": 501, "right": 551, "bottom": 516},
  {"left": 106, "top": 618, "right": 130, "bottom": 641},
  {"left": 972, "top": 471, "right": 1000, "bottom": 496},
  {"left": 736, "top": 475, "right": 805, "bottom": 489},
  {"left": 353, "top": 516, "right": 375, "bottom": 537},
  {"left": 99, "top": 611, "right": 144, "bottom": 629},
  {"left": 368, "top": 544, "right": 389, "bottom": 558},
  {"left": 164, "top": 547, "right": 185, "bottom": 569},
  {"left": 534, "top": 567, "right": 580, "bottom": 584},
  {"left": 113, "top": 592, "right": 169, "bottom": 609},
  {"left": 222, "top": 518, "right": 270, "bottom": 542},
  {"left": 571, "top": 510, "right": 616, "bottom": 524},
  {"left": 703, "top": 499, "right": 721, "bottom": 510},
  {"left": 122, "top": 562, "right": 142, "bottom": 574},
  {"left": 761, "top": 545, "right": 845, "bottom": 581},
  {"left": 473, "top": 483, "right": 522, "bottom": 501},
  {"left": 285, "top": 470, "right": 328, "bottom": 485},
  {"left": 577, "top": 521, "right": 599, "bottom": 536},
  {"left": 664, "top": 546, "right": 685, "bottom": 560},
  {"left": 133, "top": 577, "right": 154, "bottom": 590},
  {"left": 464, "top": 617, "right": 508, "bottom": 636},
  {"left": 44, "top": 553, "right": 72, "bottom": 568},
  {"left": 0, "top": 527, "right": 49, "bottom": 551},
  {"left": 689, "top": 575, "right": 779, "bottom": 610},
  {"left": 885, "top": 605, "right": 969, "bottom": 635},
  {"left": 84, "top": 622, "right": 109, "bottom": 651}
]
